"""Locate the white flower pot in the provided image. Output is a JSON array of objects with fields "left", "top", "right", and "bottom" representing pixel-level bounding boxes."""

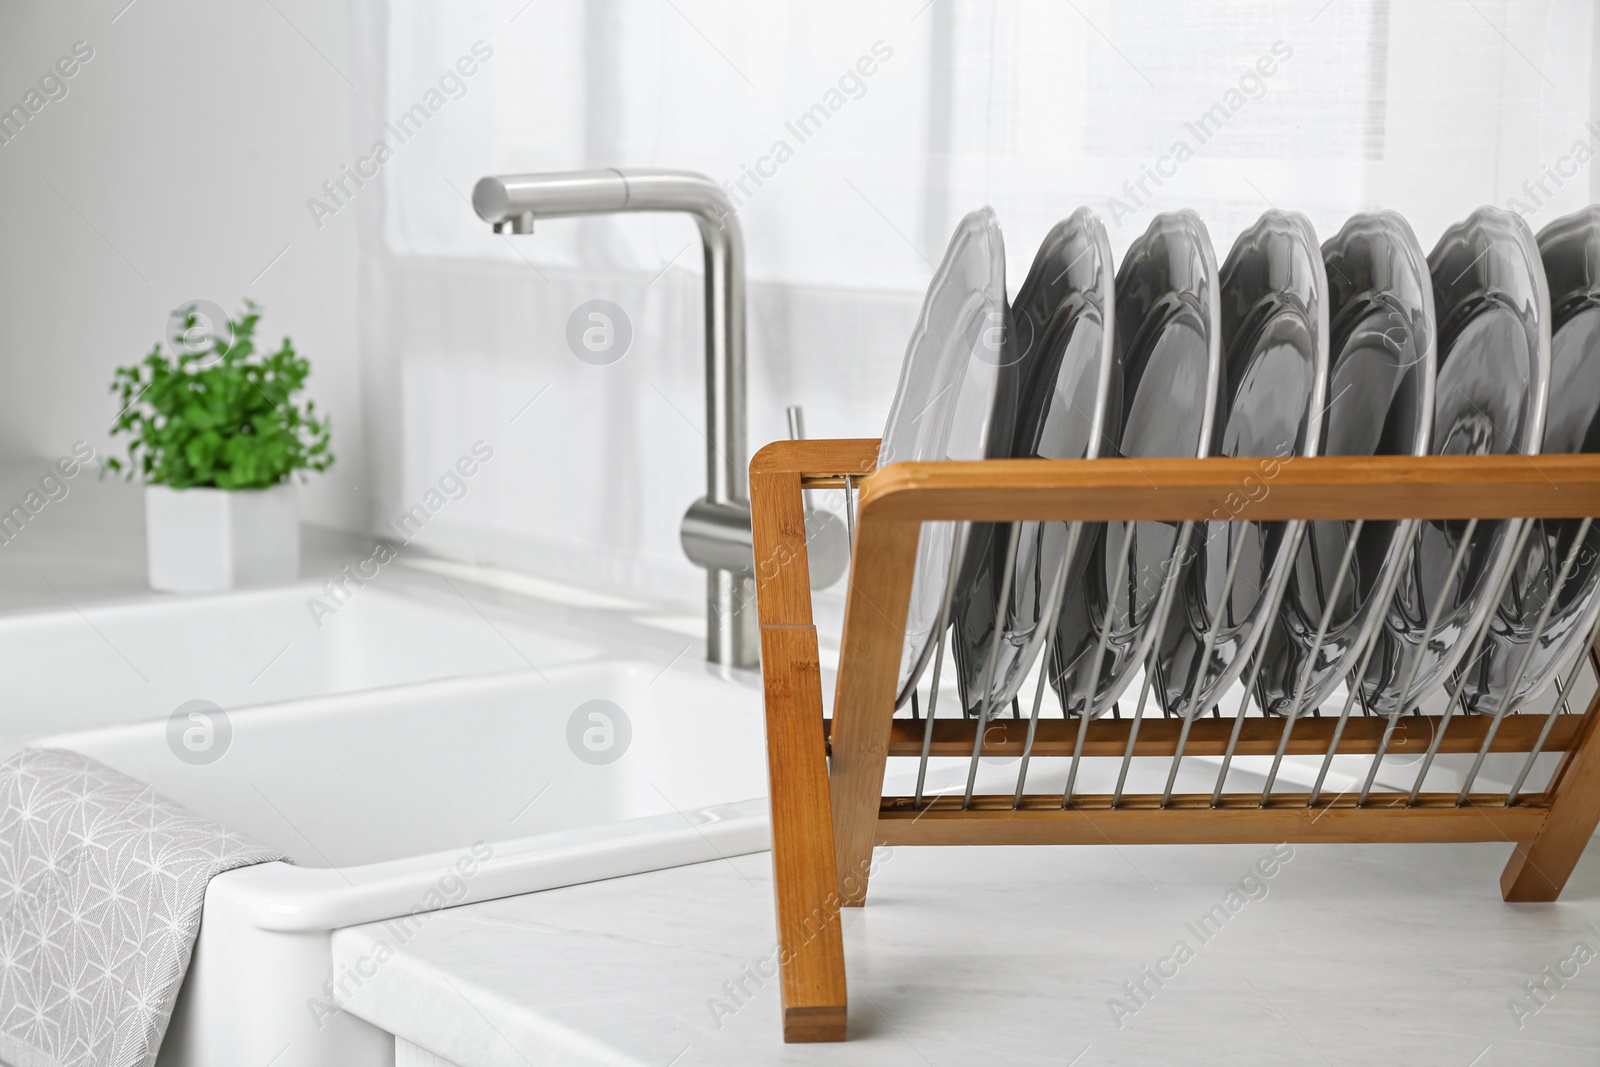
[{"left": 144, "top": 483, "right": 299, "bottom": 593}]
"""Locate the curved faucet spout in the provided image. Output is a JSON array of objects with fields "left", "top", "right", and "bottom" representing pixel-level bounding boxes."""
[
  {"left": 472, "top": 168, "right": 755, "bottom": 669},
  {"left": 475, "top": 169, "right": 730, "bottom": 232}
]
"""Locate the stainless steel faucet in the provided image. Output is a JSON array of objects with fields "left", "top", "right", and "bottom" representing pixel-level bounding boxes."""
[{"left": 472, "top": 168, "right": 757, "bottom": 669}]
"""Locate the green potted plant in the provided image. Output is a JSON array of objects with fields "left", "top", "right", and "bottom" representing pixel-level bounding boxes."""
[{"left": 107, "top": 301, "right": 334, "bottom": 593}]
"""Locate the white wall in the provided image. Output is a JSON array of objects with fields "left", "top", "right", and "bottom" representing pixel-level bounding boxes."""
[
  {"left": 0, "top": 0, "right": 365, "bottom": 531},
  {"left": 5, "top": 0, "right": 1600, "bottom": 570}
]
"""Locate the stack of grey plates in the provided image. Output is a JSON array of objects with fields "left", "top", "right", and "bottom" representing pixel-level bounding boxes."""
[{"left": 876, "top": 204, "right": 1600, "bottom": 729}]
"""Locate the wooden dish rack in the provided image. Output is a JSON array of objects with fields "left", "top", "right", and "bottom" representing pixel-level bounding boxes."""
[{"left": 751, "top": 438, "right": 1600, "bottom": 1042}]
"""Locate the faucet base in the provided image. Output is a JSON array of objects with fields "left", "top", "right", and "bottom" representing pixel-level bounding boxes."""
[{"left": 707, "top": 568, "right": 759, "bottom": 669}]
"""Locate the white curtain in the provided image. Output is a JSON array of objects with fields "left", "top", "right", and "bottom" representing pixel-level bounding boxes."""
[{"left": 349, "top": 0, "right": 1598, "bottom": 615}]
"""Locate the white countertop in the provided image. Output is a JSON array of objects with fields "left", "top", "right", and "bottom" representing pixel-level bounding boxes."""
[
  {"left": 0, "top": 457, "right": 373, "bottom": 617},
  {"left": 335, "top": 839, "right": 1600, "bottom": 1066}
]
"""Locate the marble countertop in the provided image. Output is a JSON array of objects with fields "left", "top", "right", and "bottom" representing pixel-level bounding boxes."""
[{"left": 335, "top": 839, "right": 1600, "bottom": 1066}]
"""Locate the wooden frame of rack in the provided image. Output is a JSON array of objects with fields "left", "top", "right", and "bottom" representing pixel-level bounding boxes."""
[{"left": 750, "top": 438, "right": 1600, "bottom": 1042}]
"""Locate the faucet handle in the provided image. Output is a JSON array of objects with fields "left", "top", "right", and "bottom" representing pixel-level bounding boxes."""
[{"left": 783, "top": 404, "right": 849, "bottom": 590}]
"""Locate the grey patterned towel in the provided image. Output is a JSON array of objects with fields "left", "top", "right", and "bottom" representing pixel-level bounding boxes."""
[{"left": 0, "top": 748, "right": 288, "bottom": 1067}]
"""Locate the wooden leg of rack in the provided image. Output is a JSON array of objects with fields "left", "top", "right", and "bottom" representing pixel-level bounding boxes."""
[
  {"left": 751, "top": 463, "right": 848, "bottom": 1041},
  {"left": 761, "top": 624, "right": 847, "bottom": 1041},
  {"left": 829, "top": 517, "right": 920, "bottom": 907},
  {"left": 1502, "top": 643, "right": 1600, "bottom": 902}
]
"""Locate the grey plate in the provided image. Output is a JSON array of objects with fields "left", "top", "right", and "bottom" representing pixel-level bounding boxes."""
[
  {"left": 951, "top": 209, "right": 1117, "bottom": 719},
  {"left": 878, "top": 207, "right": 1016, "bottom": 707},
  {"left": 1049, "top": 210, "right": 1222, "bottom": 717},
  {"left": 1257, "top": 212, "right": 1436, "bottom": 715},
  {"left": 1456, "top": 205, "right": 1600, "bottom": 713},
  {"left": 1156, "top": 210, "right": 1330, "bottom": 717},
  {"left": 1362, "top": 207, "right": 1551, "bottom": 715}
]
